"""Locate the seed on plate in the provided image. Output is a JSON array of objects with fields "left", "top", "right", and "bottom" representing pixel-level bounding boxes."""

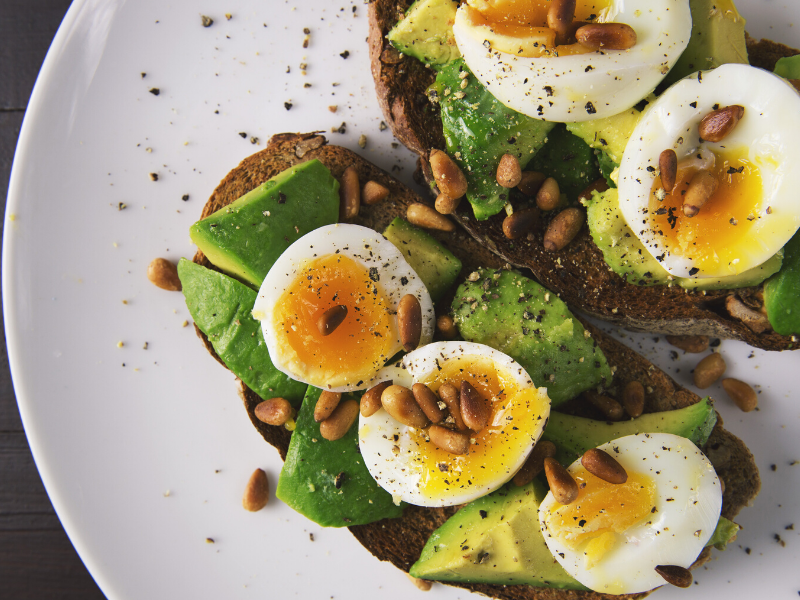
[
  {"left": 693, "top": 353, "right": 726, "bottom": 389},
  {"left": 513, "top": 440, "right": 557, "bottom": 487},
  {"left": 585, "top": 390, "right": 624, "bottom": 421},
  {"left": 547, "top": 0, "right": 576, "bottom": 43},
  {"left": 698, "top": 105, "right": 745, "bottom": 142},
  {"left": 517, "top": 171, "right": 547, "bottom": 196},
  {"left": 362, "top": 180, "right": 389, "bottom": 205},
  {"left": 381, "top": 385, "right": 430, "bottom": 429},
  {"left": 659, "top": 149, "right": 678, "bottom": 193},
  {"left": 147, "top": 258, "right": 182, "bottom": 291},
  {"left": 428, "top": 424, "right": 471, "bottom": 455},
  {"left": 412, "top": 383, "right": 446, "bottom": 423},
  {"left": 242, "top": 468, "right": 270, "bottom": 512},
  {"left": 543, "top": 208, "right": 584, "bottom": 251},
  {"left": 314, "top": 390, "right": 342, "bottom": 422},
  {"left": 665, "top": 335, "right": 709, "bottom": 353},
  {"left": 535, "top": 177, "right": 561, "bottom": 211},
  {"left": 254, "top": 397, "right": 294, "bottom": 426},
  {"left": 721, "top": 378, "right": 758, "bottom": 412},
  {"left": 496, "top": 154, "right": 522, "bottom": 188},
  {"left": 655, "top": 565, "right": 693, "bottom": 588},
  {"left": 339, "top": 165, "right": 360, "bottom": 220},
  {"left": 436, "top": 314, "right": 458, "bottom": 339},
  {"left": 317, "top": 304, "right": 348, "bottom": 336},
  {"left": 544, "top": 457, "right": 579, "bottom": 505},
  {"left": 576, "top": 22, "right": 637, "bottom": 50},
  {"left": 438, "top": 382, "right": 466, "bottom": 430},
  {"left": 361, "top": 380, "right": 392, "bottom": 417},
  {"left": 683, "top": 170, "right": 718, "bottom": 217},
  {"left": 621, "top": 380, "right": 645, "bottom": 418},
  {"left": 407, "top": 573, "right": 433, "bottom": 591},
  {"left": 502, "top": 207, "right": 540, "bottom": 240},
  {"left": 319, "top": 399, "right": 360, "bottom": 441},
  {"left": 429, "top": 149, "right": 468, "bottom": 199},
  {"left": 435, "top": 192, "right": 461, "bottom": 215},
  {"left": 397, "top": 294, "right": 423, "bottom": 352},
  {"left": 460, "top": 381, "right": 490, "bottom": 431},
  {"left": 581, "top": 448, "right": 628, "bottom": 484}
]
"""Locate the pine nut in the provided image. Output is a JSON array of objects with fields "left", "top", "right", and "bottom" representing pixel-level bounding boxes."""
[
  {"left": 621, "top": 380, "right": 645, "bottom": 418},
  {"left": 683, "top": 170, "right": 718, "bottom": 217},
  {"left": 362, "top": 180, "right": 389, "bottom": 205},
  {"left": 435, "top": 192, "right": 461, "bottom": 215},
  {"left": 659, "top": 149, "right": 678, "bottom": 193},
  {"left": 544, "top": 457, "right": 579, "bottom": 505},
  {"left": 581, "top": 448, "right": 628, "bottom": 484},
  {"left": 314, "top": 391, "right": 342, "bottom": 422},
  {"left": 547, "top": 0, "right": 576, "bottom": 44},
  {"left": 381, "top": 385, "right": 430, "bottom": 429},
  {"left": 429, "top": 149, "right": 468, "bottom": 199},
  {"left": 502, "top": 207, "right": 541, "bottom": 240},
  {"left": 319, "top": 399, "right": 360, "bottom": 441},
  {"left": 460, "top": 381, "right": 490, "bottom": 431},
  {"left": 693, "top": 353, "right": 726, "bottom": 389},
  {"left": 576, "top": 22, "right": 637, "bottom": 50},
  {"left": 721, "top": 378, "right": 758, "bottom": 412},
  {"left": 536, "top": 177, "right": 561, "bottom": 211},
  {"left": 407, "top": 573, "right": 433, "bottom": 591},
  {"left": 513, "top": 440, "right": 557, "bottom": 487},
  {"left": 317, "top": 304, "right": 348, "bottom": 336},
  {"left": 397, "top": 294, "right": 422, "bottom": 352},
  {"left": 585, "top": 390, "right": 624, "bottom": 421},
  {"left": 412, "top": 383, "right": 446, "bottom": 423},
  {"left": 407, "top": 202, "right": 456, "bottom": 232},
  {"left": 699, "top": 105, "right": 745, "bottom": 143},
  {"left": 428, "top": 424, "right": 471, "bottom": 455},
  {"left": 438, "top": 382, "right": 466, "bottom": 430},
  {"left": 666, "top": 335, "right": 709, "bottom": 353},
  {"left": 254, "top": 397, "right": 294, "bottom": 426},
  {"left": 655, "top": 565, "right": 693, "bottom": 588},
  {"left": 436, "top": 314, "right": 458, "bottom": 339},
  {"left": 242, "top": 468, "right": 270, "bottom": 512},
  {"left": 518, "top": 171, "right": 547, "bottom": 196},
  {"left": 148, "top": 258, "right": 182, "bottom": 291},
  {"left": 725, "top": 295, "right": 772, "bottom": 333},
  {"left": 361, "top": 380, "right": 392, "bottom": 417},
  {"left": 577, "top": 178, "right": 609, "bottom": 204},
  {"left": 543, "top": 207, "right": 584, "bottom": 251},
  {"left": 496, "top": 154, "right": 522, "bottom": 188},
  {"left": 339, "top": 165, "right": 360, "bottom": 220}
]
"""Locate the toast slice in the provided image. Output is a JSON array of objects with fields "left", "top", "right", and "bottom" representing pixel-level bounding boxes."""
[
  {"left": 190, "top": 132, "right": 760, "bottom": 600},
  {"left": 367, "top": 0, "right": 800, "bottom": 351}
]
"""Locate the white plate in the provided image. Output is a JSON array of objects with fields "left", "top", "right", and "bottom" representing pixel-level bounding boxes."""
[{"left": 4, "top": 1, "right": 798, "bottom": 599}]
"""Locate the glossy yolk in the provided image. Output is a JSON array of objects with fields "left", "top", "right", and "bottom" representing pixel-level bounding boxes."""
[
  {"left": 649, "top": 148, "right": 764, "bottom": 275},
  {"left": 273, "top": 253, "right": 395, "bottom": 387},
  {"left": 405, "top": 357, "right": 549, "bottom": 500}
]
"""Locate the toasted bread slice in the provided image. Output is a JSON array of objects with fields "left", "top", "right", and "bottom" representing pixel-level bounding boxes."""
[
  {"left": 191, "top": 132, "right": 760, "bottom": 600},
  {"left": 367, "top": 0, "right": 800, "bottom": 351}
]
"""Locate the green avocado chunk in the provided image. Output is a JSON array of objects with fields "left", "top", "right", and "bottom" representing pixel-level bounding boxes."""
[
  {"left": 177, "top": 259, "right": 307, "bottom": 404},
  {"left": 452, "top": 269, "right": 612, "bottom": 406},
  {"left": 708, "top": 516, "right": 740, "bottom": 551},
  {"left": 528, "top": 125, "right": 601, "bottom": 202},
  {"left": 433, "top": 59, "right": 555, "bottom": 221},
  {"left": 774, "top": 55, "right": 800, "bottom": 79},
  {"left": 189, "top": 160, "right": 340, "bottom": 289},
  {"left": 383, "top": 217, "right": 462, "bottom": 303},
  {"left": 387, "top": 0, "right": 460, "bottom": 67},
  {"left": 764, "top": 231, "right": 800, "bottom": 336},
  {"left": 276, "top": 386, "right": 405, "bottom": 527},
  {"left": 410, "top": 480, "right": 587, "bottom": 589},
  {"left": 542, "top": 397, "right": 718, "bottom": 466}
]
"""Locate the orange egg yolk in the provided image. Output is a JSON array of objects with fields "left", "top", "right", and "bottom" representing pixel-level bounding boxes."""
[
  {"left": 406, "top": 356, "right": 549, "bottom": 500},
  {"left": 648, "top": 148, "right": 764, "bottom": 275},
  {"left": 273, "top": 253, "right": 396, "bottom": 388}
]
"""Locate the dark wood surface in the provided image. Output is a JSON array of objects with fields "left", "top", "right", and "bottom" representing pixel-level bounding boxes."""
[{"left": 1, "top": 0, "right": 106, "bottom": 597}]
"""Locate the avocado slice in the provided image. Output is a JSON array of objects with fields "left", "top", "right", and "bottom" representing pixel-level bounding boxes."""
[
  {"left": 775, "top": 55, "right": 800, "bottom": 79},
  {"left": 383, "top": 217, "right": 462, "bottom": 303},
  {"left": 387, "top": 0, "right": 460, "bottom": 67},
  {"left": 189, "top": 159, "right": 340, "bottom": 289},
  {"left": 764, "top": 230, "right": 800, "bottom": 336},
  {"left": 276, "top": 386, "right": 405, "bottom": 527},
  {"left": 177, "top": 259, "right": 307, "bottom": 404}
]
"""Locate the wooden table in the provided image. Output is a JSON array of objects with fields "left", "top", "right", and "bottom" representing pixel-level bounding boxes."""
[{"left": 1, "top": 0, "right": 106, "bottom": 597}]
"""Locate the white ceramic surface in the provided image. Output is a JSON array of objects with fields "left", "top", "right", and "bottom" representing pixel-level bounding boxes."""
[{"left": 4, "top": 1, "right": 798, "bottom": 599}]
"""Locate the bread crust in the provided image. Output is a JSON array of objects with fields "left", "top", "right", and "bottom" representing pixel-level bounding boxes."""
[
  {"left": 191, "top": 132, "right": 760, "bottom": 600},
  {"left": 367, "top": 0, "right": 800, "bottom": 351}
]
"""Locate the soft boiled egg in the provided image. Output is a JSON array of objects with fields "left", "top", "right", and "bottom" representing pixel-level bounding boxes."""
[
  {"left": 452, "top": 0, "right": 691, "bottom": 121},
  {"left": 252, "top": 223, "right": 434, "bottom": 392},
  {"left": 359, "top": 341, "right": 551, "bottom": 507},
  {"left": 538, "top": 433, "right": 722, "bottom": 594},
  {"left": 618, "top": 63, "right": 800, "bottom": 278}
]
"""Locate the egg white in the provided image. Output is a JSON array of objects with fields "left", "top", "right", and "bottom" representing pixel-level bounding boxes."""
[
  {"left": 618, "top": 63, "right": 800, "bottom": 278},
  {"left": 453, "top": 0, "right": 692, "bottom": 122},
  {"left": 252, "top": 223, "right": 434, "bottom": 392},
  {"left": 538, "top": 433, "right": 722, "bottom": 594}
]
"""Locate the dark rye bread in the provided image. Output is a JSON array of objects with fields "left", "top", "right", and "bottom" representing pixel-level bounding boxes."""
[
  {"left": 192, "top": 132, "right": 759, "bottom": 600},
  {"left": 368, "top": 0, "right": 800, "bottom": 351}
]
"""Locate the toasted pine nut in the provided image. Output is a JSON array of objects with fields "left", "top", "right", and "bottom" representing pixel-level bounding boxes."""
[
  {"left": 699, "top": 105, "right": 745, "bottom": 143},
  {"left": 576, "top": 22, "right": 637, "bottom": 50},
  {"left": 585, "top": 391, "right": 624, "bottom": 421},
  {"left": 581, "top": 448, "right": 628, "bottom": 484},
  {"left": 496, "top": 154, "right": 522, "bottom": 188},
  {"left": 655, "top": 565, "right": 693, "bottom": 588},
  {"left": 397, "top": 294, "right": 422, "bottom": 352},
  {"left": 535, "top": 177, "right": 561, "bottom": 211},
  {"left": 721, "top": 378, "right": 758, "bottom": 412},
  {"left": 577, "top": 177, "right": 609, "bottom": 204},
  {"left": 319, "top": 399, "right": 359, "bottom": 441},
  {"left": 438, "top": 382, "right": 466, "bottom": 430},
  {"left": 428, "top": 424, "right": 471, "bottom": 455},
  {"left": 407, "top": 573, "right": 433, "bottom": 591},
  {"left": 381, "top": 385, "right": 430, "bottom": 429},
  {"left": 314, "top": 391, "right": 342, "bottom": 422},
  {"left": 502, "top": 207, "right": 540, "bottom": 240},
  {"left": 544, "top": 457, "right": 579, "bottom": 505},
  {"left": 436, "top": 314, "right": 458, "bottom": 339},
  {"left": 547, "top": 0, "right": 576, "bottom": 43},
  {"left": 317, "top": 304, "right": 348, "bottom": 336},
  {"left": 148, "top": 258, "right": 182, "bottom": 291},
  {"left": 543, "top": 207, "right": 584, "bottom": 251},
  {"left": 659, "top": 149, "right": 678, "bottom": 193},
  {"left": 665, "top": 335, "right": 709, "bottom": 353},
  {"left": 362, "top": 180, "right": 389, "bottom": 205},
  {"left": 339, "top": 165, "right": 360, "bottom": 220},
  {"left": 725, "top": 295, "right": 772, "bottom": 333},
  {"left": 621, "top": 381, "right": 645, "bottom": 418},
  {"left": 683, "top": 170, "right": 718, "bottom": 217},
  {"left": 254, "top": 397, "right": 294, "bottom": 426},
  {"left": 429, "top": 149, "right": 468, "bottom": 199},
  {"left": 407, "top": 202, "right": 456, "bottom": 232},
  {"left": 518, "top": 171, "right": 547, "bottom": 196},
  {"left": 361, "top": 380, "right": 392, "bottom": 417},
  {"left": 513, "top": 440, "right": 557, "bottom": 487},
  {"left": 242, "top": 468, "right": 270, "bottom": 512},
  {"left": 412, "top": 383, "right": 446, "bottom": 423},
  {"left": 460, "top": 381, "right": 489, "bottom": 431},
  {"left": 435, "top": 192, "right": 461, "bottom": 215},
  {"left": 693, "top": 353, "right": 726, "bottom": 389}
]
